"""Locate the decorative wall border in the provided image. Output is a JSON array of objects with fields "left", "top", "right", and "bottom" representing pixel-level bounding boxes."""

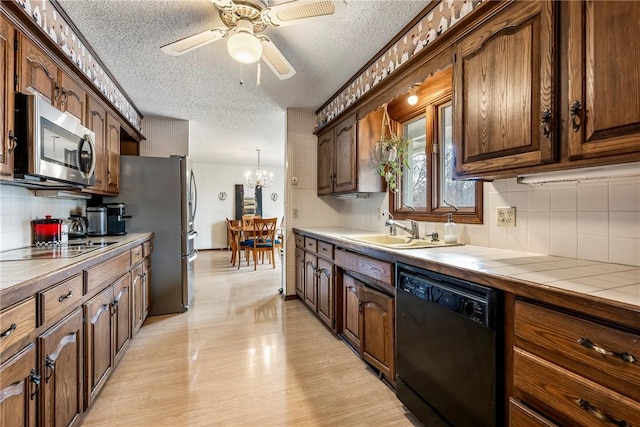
[
  {"left": 11, "top": 0, "right": 143, "bottom": 132},
  {"left": 316, "top": 0, "right": 484, "bottom": 131}
]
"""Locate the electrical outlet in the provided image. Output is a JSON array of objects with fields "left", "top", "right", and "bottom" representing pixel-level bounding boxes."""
[
  {"left": 292, "top": 208, "right": 298, "bottom": 219},
  {"left": 497, "top": 207, "right": 516, "bottom": 227}
]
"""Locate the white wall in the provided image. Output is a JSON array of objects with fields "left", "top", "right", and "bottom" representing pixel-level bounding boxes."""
[{"left": 193, "top": 162, "right": 285, "bottom": 250}]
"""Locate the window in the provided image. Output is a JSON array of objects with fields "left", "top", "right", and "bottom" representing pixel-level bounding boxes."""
[{"left": 389, "top": 70, "right": 482, "bottom": 224}]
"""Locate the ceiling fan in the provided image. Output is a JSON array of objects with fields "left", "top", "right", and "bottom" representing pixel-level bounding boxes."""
[{"left": 160, "top": 0, "right": 347, "bottom": 80}]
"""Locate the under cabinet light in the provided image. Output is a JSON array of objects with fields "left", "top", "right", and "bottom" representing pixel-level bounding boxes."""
[{"left": 517, "top": 162, "right": 640, "bottom": 185}]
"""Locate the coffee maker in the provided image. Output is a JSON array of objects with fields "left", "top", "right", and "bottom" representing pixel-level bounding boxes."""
[{"left": 106, "top": 203, "right": 131, "bottom": 236}]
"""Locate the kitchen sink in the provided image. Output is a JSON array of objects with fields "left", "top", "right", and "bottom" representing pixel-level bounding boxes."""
[{"left": 343, "top": 234, "right": 462, "bottom": 249}]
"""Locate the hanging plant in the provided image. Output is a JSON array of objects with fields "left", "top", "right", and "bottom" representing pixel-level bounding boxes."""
[{"left": 372, "top": 104, "right": 410, "bottom": 192}]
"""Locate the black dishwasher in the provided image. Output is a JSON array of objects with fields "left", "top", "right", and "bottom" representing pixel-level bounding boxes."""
[{"left": 395, "top": 263, "right": 503, "bottom": 427}]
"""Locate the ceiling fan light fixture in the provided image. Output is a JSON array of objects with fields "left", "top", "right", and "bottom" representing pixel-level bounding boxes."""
[{"left": 227, "top": 21, "right": 263, "bottom": 64}]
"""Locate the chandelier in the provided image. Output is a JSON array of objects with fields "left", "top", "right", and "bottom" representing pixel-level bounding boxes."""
[{"left": 245, "top": 149, "right": 273, "bottom": 189}]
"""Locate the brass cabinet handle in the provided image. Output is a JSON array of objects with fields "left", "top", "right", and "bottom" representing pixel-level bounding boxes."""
[
  {"left": 570, "top": 100, "right": 582, "bottom": 132},
  {"left": 578, "top": 337, "right": 637, "bottom": 363},
  {"left": 58, "top": 290, "right": 73, "bottom": 302},
  {"left": 541, "top": 109, "right": 552, "bottom": 138},
  {"left": 7, "top": 130, "right": 18, "bottom": 153},
  {"left": 0, "top": 323, "right": 17, "bottom": 338},
  {"left": 576, "top": 399, "right": 629, "bottom": 427}
]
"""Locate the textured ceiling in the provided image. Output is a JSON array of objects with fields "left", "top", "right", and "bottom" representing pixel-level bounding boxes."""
[{"left": 55, "top": 0, "right": 429, "bottom": 167}]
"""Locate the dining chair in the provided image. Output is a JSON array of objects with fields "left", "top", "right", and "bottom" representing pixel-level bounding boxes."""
[
  {"left": 274, "top": 216, "right": 284, "bottom": 253},
  {"left": 249, "top": 217, "right": 278, "bottom": 270}
]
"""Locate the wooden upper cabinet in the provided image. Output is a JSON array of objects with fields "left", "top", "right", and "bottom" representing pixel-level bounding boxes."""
[
  {"left": 86, "top": 95, "right": 106, "bottom": 193},
  {"left": 567, "top": 1, "right": 640, "bottom": 160},
  {"left": 1, "top": 14, "right": 15, "bottom": 177},
  {"left": 453, "top": 0, "right": 556, "bottom": 178},
  {"left": 105, "top": 111, "right": 120, "bottom": 194},
  {"left": 333, "top": 113, "right": 357, "bottom": 193},
  {"left": 56, "top": 70, "right": 86, "bottom": 123},
  {"left": 317, "top": 128, "right": 334, "bottom": 196},
  {"left": 17, "top": 33, "right": 57, "bottom": 101}
]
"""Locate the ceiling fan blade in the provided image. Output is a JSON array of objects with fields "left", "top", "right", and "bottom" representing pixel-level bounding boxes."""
[
  {"left": 209, "top": 0, "right": 236, "bottom": 13},
  {"left": 258, "top": 36, "right": 296, "bottom": 80},
  {"left": 261, "top": 0, "right": 346, "bottom": 27},
  {"left": 160, "top": 28, "right": 228, "bottom": 56}
]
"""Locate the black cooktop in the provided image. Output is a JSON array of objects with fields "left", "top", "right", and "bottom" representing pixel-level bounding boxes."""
[{"left": 0, "top": 241, "right": 117, "bottom": 261}]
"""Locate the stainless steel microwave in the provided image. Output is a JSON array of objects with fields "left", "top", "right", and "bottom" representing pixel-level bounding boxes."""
[{"left": 13, "top": 93, "right": 96, "bottom": 187}]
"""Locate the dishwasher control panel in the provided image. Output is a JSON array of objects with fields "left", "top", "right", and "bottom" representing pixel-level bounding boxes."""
[{"left": 397, "top": 265, "right": 496, "bottom": 328}]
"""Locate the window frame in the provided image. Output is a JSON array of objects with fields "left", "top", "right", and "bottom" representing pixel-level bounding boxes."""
[{"left": 387, "top": 74, "right": 483, "bottom": 225}]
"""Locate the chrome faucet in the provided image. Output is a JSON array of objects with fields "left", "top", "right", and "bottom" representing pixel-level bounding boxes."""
[
  {"left": 424, "top": 232, "right": 439, "bottom": 242},
  {"left": 383, "top": 210, "right": 396, "bottom": 235},
  {"left": 384, "top": 218, "right": 420, "bottom": 240}
]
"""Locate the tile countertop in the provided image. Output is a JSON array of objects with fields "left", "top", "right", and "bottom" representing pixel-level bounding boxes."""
[
  {"left": 0, "top": 233, "right": 152, "bottom": 294},
  {"left": 293, "top": 227, "right": 640, "bottom": 311}
]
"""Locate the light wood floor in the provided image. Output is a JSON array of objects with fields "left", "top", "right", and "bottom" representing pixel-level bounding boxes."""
[{"left": 81, "top": 250, "right": 422, "bottom": 426}]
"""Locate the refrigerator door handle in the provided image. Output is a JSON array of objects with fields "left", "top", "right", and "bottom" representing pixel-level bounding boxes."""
[
  {"left": 184, "top": 249, "right": 198, "bottom": 263},
  {"left": 186, "top": 230, "right": 198, "bottom": 241}
]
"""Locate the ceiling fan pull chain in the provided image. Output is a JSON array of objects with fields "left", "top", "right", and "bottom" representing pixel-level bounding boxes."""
[{"left": 257, "top": 63, "right": 261, "bottom": 86}]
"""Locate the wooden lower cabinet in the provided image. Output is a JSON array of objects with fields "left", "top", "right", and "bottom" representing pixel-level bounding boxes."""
[
  {"left": 131, "top": 263, "right": 144, "bottom": 334},
  {"left": 316, "top": 258, "right": 334, "bottom": 327},
  {"left": 303, "top": 252, "right": 318, "bottom": 311},
  {"left": 0, "top": 344, "right": 37, "bottom": 427},
  {"left": 511, "top": 299, "right": 640, "bottom": 425},
  {"left": 295, "top": 248, "right": 305, "bottom": 299},
  {"left": 359, "top": 285, "right": 394, "bottom": 382},
  {"left": 84, "top": 285, "right": 114, "bottom": 407},
  {"left": 38, "top": 309, "right": 83, "bottom": 427},
  {"left": 113, "top": 273, "right": 131, "bottom": 363},
  {"left": 341, "top": 274, "right": 361, "bottom": 349}
]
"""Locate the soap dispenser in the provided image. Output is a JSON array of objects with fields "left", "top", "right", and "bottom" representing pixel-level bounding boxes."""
[{"left": 444, "top": 213, "right": 457, "bottom": 244}]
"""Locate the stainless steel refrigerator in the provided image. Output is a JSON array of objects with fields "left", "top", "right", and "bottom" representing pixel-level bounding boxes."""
[{"left": 107, "top": 155, "right": 198, "bottom": 315}]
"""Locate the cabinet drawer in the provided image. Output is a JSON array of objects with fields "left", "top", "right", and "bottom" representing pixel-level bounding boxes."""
[
  {"left": 39, "top": 275, "right": 83, "bottom": 325},
  {"left": 131, "top": 245, "right": 143, "bottom": 265},
  {"left": 304, "top": 237, "right": 317, "bottom": 252},
  {"left": 509, "top": 398, "right": 558, "bottom": 427},
  {"left": 513, "top": 348, "right": 640, "bottom": 427},
  {"left": 0, "top": 298, "right": 35, "bottom": 356},
  {"left": 514, "top": 300, "right": 640, "bottom": 401},
  {"left": 317, "top": 241, "right": 334, "bottom": 259},
  {"left": 335, "top": 249, "right": 393, "bottom": 287},
  {"left": 142, "top": 241, "right": 153, "bottom": 257},
  {"left": 85, "top": 251, "right": 130, "bottom": 294},
  {"left": 295, "top": 234, "right": 304, "bottom": 248}
]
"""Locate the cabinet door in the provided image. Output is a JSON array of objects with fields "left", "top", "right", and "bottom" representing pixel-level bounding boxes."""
[
  {"left": 359, "top": 285, "right": 394, "bottom": 381},
  {"left": 0, "top": 14, "right": 15, "bottom": 177},
  {"left": 131, "top": 263, "right": 144, "bottom": 334},
  {"left": 39, "top": 309, "right": 83, "bottom": 427},
  {"left": 84, "top": 286, "right": 113, "bottom": 407},
  {"left": 113, "top": 273, "right": 131, "bottom": 363},
  {"left": 295, "top": 247, "right": 305, "bottom": 299},
  {"left": 333, "top": 114, "right": 357, "bottom": 193},
  {"left": 454, "top": 0, "right": 555, "bottom": 177},
  {"left": 303, "top": 252, "right": 317, "bottom": 311},
  {"left": 143, "top": 258, "right": 151, "bottom": 318},
  {"left": 105, "top": 112, "right": 120, "bottom": 194},
  {"left": 567, "top": 1, "right": 640, "bottom": 159},
  {"left": 56, "top": 70, "right": 86, "bottom": 123},
  {"left": 17, "top": 34, "right": 57, "bottom": 101},
  {"left": 316, "top": 258, "right": 334, "bottom": 329},
  {"left": 317, "top": 128, "right": 334, "bottom": 196},
  {"left": 0, "top": 344, "right": 37, "bottom": 427},
  {"left": 86, "top": 95, "right": 106, "bottom": 193},
  {"left": 341, "top": 274, "right": 361, "bottom": 349}
]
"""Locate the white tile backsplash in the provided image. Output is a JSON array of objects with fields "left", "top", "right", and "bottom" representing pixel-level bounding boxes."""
[
  {"left": 0, "top": 185, "right": 86, "bottom": 251},
  {"left": 577, "top": 182, "right": 609, "bottom": 211}
]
